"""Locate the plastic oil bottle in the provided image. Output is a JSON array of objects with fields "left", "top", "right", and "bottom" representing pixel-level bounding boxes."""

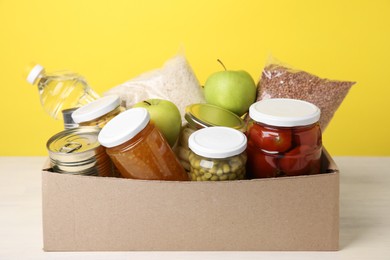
[{"left": 26, "top": 64, "right": 100, "bottom": 120}]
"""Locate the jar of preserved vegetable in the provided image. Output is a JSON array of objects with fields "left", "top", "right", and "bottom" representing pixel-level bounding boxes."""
[
  {"left": 72, "top": 95, "right": 124, "bottom": 128},
  {"left": 177, "top": 103, "right": 245, "bottom": 171},
  {"left": 98, "top": 108, "right": 188, "bottom": 181},
  {"left": 246, "top": 98, "right": 322, "bottom": 178},
  {"left": 188, "top": 126, "right": 247, "bottom": 181}
]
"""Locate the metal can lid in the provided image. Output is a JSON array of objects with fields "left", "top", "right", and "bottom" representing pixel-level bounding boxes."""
[
  {"left": 185, "top": 103, "right": 245, "bottom": 130},
  {"left": 47, "top": 127, "right": 102, "bottom": 163}
]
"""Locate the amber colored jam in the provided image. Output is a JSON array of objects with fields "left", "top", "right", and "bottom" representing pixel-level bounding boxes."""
[
  {"left": 246, "top": 121, "right": 322, "bottom": 178},
  {"left": 105, "top": 122, "right": 188, "bottom": 181}
]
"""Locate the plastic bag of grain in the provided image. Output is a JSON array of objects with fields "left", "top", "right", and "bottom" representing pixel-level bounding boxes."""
[
  {"left": 104, "top": 54, "right": 205, "bottom": 122},
  {"left": 256, "top": 56, "right": 356, "bottom": 131}
]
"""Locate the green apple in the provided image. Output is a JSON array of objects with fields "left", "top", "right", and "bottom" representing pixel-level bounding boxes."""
[
  {"left": 204, "top": 60, "right": 257, "bottom": 116},
  {"left": 133, "top": 99, "right": 181, "bottom": 147}
]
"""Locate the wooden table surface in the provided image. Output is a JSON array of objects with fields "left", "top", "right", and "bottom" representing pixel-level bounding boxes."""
[{"left": 1, "top": 156, "right": 389, "bottom": 260}]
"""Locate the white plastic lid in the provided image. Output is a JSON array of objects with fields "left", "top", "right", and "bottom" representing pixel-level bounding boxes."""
[
  {"left": 98, "top": 107, "right": 150, "bottom": 148},
  {"left": 26, "top": 64, "right": 44, "bottom": 84},
  {"left": 249, "top": 98, "right": 321, "bottom": 127},
  {"left": 72, "top": 95, "right": 120, "bottom": 123},
  {"left": 189, "top": 126, "right": 247, "bottom": 158}
]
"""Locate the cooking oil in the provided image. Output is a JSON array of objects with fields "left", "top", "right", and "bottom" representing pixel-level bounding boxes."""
[{"left": 26, "top": 64, "right": 100, "bottom": 120}]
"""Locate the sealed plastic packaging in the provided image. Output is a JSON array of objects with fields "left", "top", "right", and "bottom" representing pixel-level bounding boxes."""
[
  {"left": 98, "top": 108, "right": 188, "bottom": 181},
  {"left": 72, "top": 95, "right": 124, "bottom": 128},
  {"left": 188, "top": 127, "right": 247, "bottom": 181},
  {"left": 104, "top": 54, "right": 205, "bottom": 122},
  {"left": 256, "top": 56, "right": 355, "bottom": 131},
  {"left": 246, "top": 98, "right": 322, "bottom": 178}
]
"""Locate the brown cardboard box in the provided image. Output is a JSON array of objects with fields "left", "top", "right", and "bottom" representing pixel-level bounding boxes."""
[{"left": 42, "top": 149, "right": 339, "bottom": 251}]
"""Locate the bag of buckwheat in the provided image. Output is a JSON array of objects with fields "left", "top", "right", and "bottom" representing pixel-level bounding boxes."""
[{"left": 256, "top": 56, "right": 356, "bottom": 131}]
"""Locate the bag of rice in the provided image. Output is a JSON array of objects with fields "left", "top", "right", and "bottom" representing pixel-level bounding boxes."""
[
  {"left": 257, "top": 57, "right": 356, "bottom": 131},
  {"left": 104, "top": 54, "right": 205, "bottom": 122}
]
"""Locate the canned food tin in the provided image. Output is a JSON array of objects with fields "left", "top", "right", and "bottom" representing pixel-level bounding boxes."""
[
  {"left": 62, "top": 107, "right": 79, "bottom": 129},
  {"left": 47, "top": 126, "right": 114, "bottom": 177}
]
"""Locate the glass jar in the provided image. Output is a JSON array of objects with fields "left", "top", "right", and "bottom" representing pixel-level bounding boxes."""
[
  {"left": 98, "top": 108, "right": 188, "bottom": 181},
  {"left": 246, "top": 98, "right": 322, "bottom": 178},
  {"left": 72, "top": 95, "right": 124, "bottom": 128},
  {"left": 188, "top": 126, "right": 247, "bottom": 181},
  {"left": 177, "top": 103, "right": 245, "bottom": 171}
]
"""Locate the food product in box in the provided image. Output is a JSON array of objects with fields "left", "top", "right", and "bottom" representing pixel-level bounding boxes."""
[
  {"left": 257, "top": 56, "right": 355, "bottom": 131},
  {"left": 104, "top": 54, "right": 205, "bottom": 122}
]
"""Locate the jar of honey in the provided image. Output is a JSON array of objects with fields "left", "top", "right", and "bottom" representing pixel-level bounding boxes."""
[
  {"left": 72, "top": 95, "right": 124, "bottom": 128},
  {"left": 246, "top": 98, "right": 322, "bottom": 178},
  {"left": 98, "top": 108, "right": 188, "bottom": 181}
]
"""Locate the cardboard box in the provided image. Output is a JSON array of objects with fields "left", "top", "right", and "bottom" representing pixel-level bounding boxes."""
[{"left": 42, "top": 149, "right": 339, "bottom": 251}]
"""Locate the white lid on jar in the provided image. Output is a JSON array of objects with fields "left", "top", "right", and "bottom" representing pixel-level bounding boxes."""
[
  {"left": 189, "top": 126, "right": 247, "bottom": 158},
  {"left": 72, "top": 95, "right": 121, "bottom": 123},
  {"left": 249, "top": 98, "right": 321, "bottom": 127},
  {"left": 98, "top": 107, "right": 150, "bottom": 148}
]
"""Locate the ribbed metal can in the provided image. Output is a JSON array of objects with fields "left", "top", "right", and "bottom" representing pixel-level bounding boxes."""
[{"left": 46, "top": 126, "right": 113, "bottom": 177}]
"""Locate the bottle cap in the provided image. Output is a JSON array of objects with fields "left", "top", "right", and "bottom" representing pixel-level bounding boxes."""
[
  {"left": 26, "top": 64, "right": 44, "bottom": 84},
  {"left": 98, "top": 108, "right": 150, "bottom": 148},
  {"left": 249, "top": 98, "right": 321, "bottom": 127},
  {"left": 189, "top": 126, "right": 247, "bottom": 158},
  {"left": 72, "top": 95, "right": 121, "bottom": 123}
]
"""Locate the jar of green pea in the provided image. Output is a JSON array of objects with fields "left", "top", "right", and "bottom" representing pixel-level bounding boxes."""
[{"left": 188, "top": 126, "right": 247, "bottom": 181}]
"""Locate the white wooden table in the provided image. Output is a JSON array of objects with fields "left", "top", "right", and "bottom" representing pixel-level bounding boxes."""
[{"left": 1, "top": 156, "right": 389, "bottom": 259}]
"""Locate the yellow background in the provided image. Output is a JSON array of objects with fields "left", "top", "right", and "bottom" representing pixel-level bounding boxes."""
[{"left": 0, "top": 0, "right": 389, "bottom": 156}]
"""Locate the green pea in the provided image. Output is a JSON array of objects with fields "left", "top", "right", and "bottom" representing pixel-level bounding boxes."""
[
  {"left": 219, "top": 175, "right": 228, "bottom": 181},
  {"left": 216, "top": 168, "right": 224, "bottom": 176},
  {"left": 210, "top": 176, "right": 219, "bottom": 181},
  {"left": 222, "top": 164, "right": 231, "bottom": 174},
  {"left": 228, "top": 173, "right": 237, "bottom": 180}
]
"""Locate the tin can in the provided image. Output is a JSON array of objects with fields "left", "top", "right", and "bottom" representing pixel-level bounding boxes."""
[
  {"left": 62, "top": 107, "right": 79, "bottom": 129},
  {"left": 46, "top": 126, "right": 114, "bottom": 177}
]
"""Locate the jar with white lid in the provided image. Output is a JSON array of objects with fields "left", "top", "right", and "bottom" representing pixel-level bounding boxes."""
[
  {"left": 246, "top": 98, "right": 322, "bottom": 178},
  {"left": 98, "top": 108, "right": 188, "bottom": 181},
  {"left": 177, "top": 103, "right": 245, "bottom": 171},
  {"left": 188, "top": 126, "right": 247, "bottom": 181},
  {"left": 72, "top": 95, "right": 124, "bottom": 128}
]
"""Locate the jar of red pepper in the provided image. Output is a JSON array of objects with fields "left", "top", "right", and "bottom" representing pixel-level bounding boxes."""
[{"left": 246, "top": 98, "right": 322, "bottom": 178}]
